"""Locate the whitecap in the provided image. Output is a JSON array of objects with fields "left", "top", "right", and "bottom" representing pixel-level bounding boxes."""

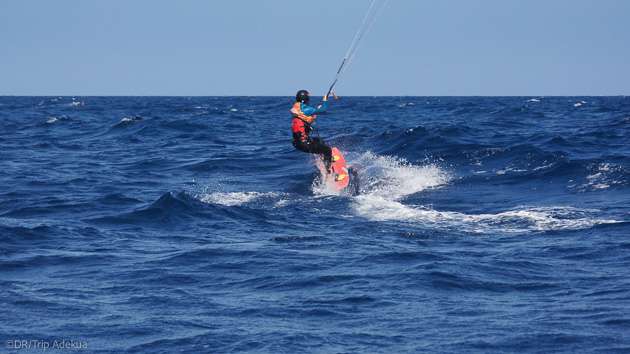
[
  {"left": 573, "top": 101, "right": 586, "bottom": 107},
  {"left": 119, "top": 116, "right": 142, "bottom": 124},
  {"left": 353, "top": 200, "right": 620, "bottom": 233},
  {"left": 197, "top": 191, "right": 284, "bottom": 207},
  {"left": 45, "top": 115, "right": 67, "bottom": 124},
  {"left": 345, "top": 152, "right": 620, "bottom": 233},
  {"left": 578, "top": 163, "right": 625, "bottom": 191},
  {"left": 496, "top": 166, "right": 528, "bottom": 175}
]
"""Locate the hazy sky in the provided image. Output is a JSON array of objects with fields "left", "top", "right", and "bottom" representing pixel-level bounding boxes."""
[{"left": 2, "top": 0, "right": 629, "bottom": 96}]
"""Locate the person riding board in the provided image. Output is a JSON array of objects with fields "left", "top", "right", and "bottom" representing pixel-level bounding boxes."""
[{"left": 291, "top": 90, "right": 337, "bottom": 174}]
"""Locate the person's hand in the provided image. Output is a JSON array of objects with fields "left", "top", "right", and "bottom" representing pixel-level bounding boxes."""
[{"left": 323, "top": 95, "right": 328, "bottom": 102}]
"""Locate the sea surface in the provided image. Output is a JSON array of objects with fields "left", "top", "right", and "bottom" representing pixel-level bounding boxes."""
[{"left": 1, "top": 96, "right": 629, "bottom": 352}]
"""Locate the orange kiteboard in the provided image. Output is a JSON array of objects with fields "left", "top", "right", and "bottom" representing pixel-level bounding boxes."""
[{"left": 318, "top": 147, "right": 349, "bottom": 190}]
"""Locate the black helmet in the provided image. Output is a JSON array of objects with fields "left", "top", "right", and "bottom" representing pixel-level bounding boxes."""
[{"left": 296, "top": 90, "right": 310, "bottom": 105}]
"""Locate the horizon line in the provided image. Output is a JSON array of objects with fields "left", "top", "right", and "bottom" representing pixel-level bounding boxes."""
[{"left": 2, "top": 94, "right": 628, "bottom": 98}]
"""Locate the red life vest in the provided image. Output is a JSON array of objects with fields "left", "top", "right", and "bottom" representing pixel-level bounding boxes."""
[{"left": 291, "top": 102, "right": 314, "bottom": 141}]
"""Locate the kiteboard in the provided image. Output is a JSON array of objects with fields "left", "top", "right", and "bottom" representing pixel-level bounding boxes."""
[{"left": 317, "top": 147, "right": 349, "bottom": 190}]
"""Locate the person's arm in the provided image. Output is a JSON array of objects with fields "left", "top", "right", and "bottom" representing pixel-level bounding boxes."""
[{"left": 301, "top": 100, "right": 328, "bottom": 116}]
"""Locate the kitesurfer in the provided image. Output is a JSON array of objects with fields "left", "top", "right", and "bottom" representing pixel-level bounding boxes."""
[{"left": 291, "top": 90, "right": 334, "bottom": 173}]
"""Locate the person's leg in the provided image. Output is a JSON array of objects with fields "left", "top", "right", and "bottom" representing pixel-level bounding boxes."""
[
  {"left": 293, "top": 139, "right": 333, "bottom": 172},
  {"left": 311, "top": 137, "right": 325, "bottom": 145},
  {"left": 311, "top": 142, "right": 333, "bottom": 173}
]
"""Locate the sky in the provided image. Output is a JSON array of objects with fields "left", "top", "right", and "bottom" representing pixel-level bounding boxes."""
[{"left": 1, "top": 0, "right": 629, "bottom": 96}]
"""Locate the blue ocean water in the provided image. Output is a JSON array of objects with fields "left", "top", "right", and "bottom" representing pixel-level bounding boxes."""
[{"left": 1, "top": 96, "right": 629, "bottom": 352}]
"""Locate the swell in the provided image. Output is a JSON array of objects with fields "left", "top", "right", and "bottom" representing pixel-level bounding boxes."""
[{"left": 1, "top": 96, "right": 629, "bottom": 352}]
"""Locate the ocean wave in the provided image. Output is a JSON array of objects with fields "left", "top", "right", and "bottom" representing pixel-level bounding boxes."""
[
  {"left": 119, "top": 115, "right": 143, "bottom": 124},
  {"left": 574, "top": 162, "right": 630, "bottom": 191},
  {"left": 341, "top": 153, "right": 620, "bottom": 233},
  {"left": 44, "top": 115, "right": 69, "bottom": 124},
  {"left": 196, "top": 191, "right": 288, "bottom": 207},
  {"left": 352, "top": 201, "right": 621, "bottom": 233}
]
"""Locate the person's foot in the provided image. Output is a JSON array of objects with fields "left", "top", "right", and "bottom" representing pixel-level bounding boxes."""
[
  {"left": 325, "top": 163, "right": 332, "bottom": 175},
  {"left": 327, "top": 156, "right": 340, "bottom": 174},
  {"left": 322, "top": 155, "right": 337, "bottom": 175}
]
